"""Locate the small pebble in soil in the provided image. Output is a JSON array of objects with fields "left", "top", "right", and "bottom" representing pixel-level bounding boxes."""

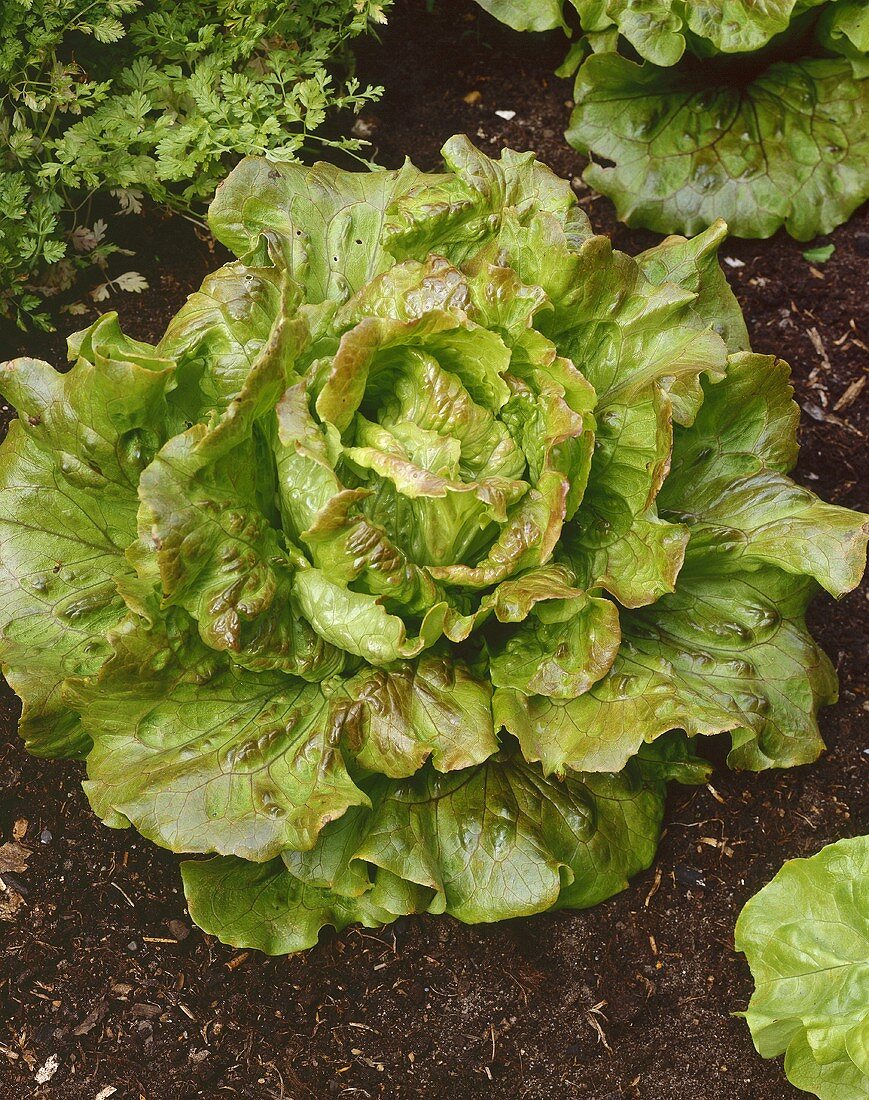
[
  {"left": 675, "top": 867, "right": 707, "bottom": 889},
  {"left": 2, "top": 871, "right": 29, "bottom": 896},
  {"left": 34, "top": 1054, "right": 60, "bottom": 1084},
  {"left": 168, "top": 919, "right": 190, "bottom": 941},
  {"left": 126, "top": 940, "right": 139, "bottom": 953},
  {"left": 40, "top": 828, "right": 52, "bottom": 845}
]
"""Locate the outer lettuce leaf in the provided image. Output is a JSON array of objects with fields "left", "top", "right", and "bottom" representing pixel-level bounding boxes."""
[
  {"left": 735, "top": 835, "right": 869, "bottom": 1100},
  {"left": 569, "top": 53, "right": 869, "bottom": 240},
  {"left": 182, "top": 852, "right": 424, "bottom": 957},
  {"left": 73, "top": 600, "right": 499, "bottom": 862},
  {"left": 385, "top": 135, "right": 581, "bottom": 268},
  {"left": 597, "top": 0, "right": 687, "bottom": 65},
  {"left": 208, "top": 156, "right": 432, "bottom": 303},
  {"left": 819, "top": 2, "right": 869, "bottom": 78},
  {"left": 182, "top": 739, "right": 703, "bottom": 952},
  {"left": 496, "top": 350, "right": 867, "bottom": 773},
  {"left": 785, "top": 1031, "right": 869, "bottom": 1100},
  {"left": 596, "top": 1, "right": 828, "bottom": 61},
  {"left": 485, "top": 0, "right": 828, "bottom": 58},
  {"left": 495, "top": 561, "right": 838, "bottom": 773},
  {"left": 354, "top": 749, "right": 665, "bottom": 921},
  {"left": 679, "top": 0, "right": 828, "bottom": 56},
  {"left": 662, "top": 353, "right": 869, "bottom": 599},
  {"left": 664, "top": 351, "right": 800, "bottom": 474},
  {"left": 666, "top": 463, "right": 867, "bottom": 599},
  {"left": 138, "top": 316, "right": 346, "bottom": 678},
  {"left": 473, "top": 0, "right": 569, "bottom": 32},
  {"left": 635, "top": 221, "right": 750, "bottom": 354},
  {"left": 71, "top": 610, "right": 368, "bottom": 862},
  {"left": 0, "top": 315, "right": 174, "bottom": 757},
  {"left": 478, "top": 2, "right": 866, "bottom": 238}
]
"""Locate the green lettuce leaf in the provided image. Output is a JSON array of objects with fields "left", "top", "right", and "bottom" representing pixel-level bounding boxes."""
[
  {"left": 497, "top": 213, "right": 727, "bottom": 605},
  {"left": 735, "top": 835, "right": 869, "bottom": 1100},
  {"left": 181, "top": 852, "right": 412, "bottom": 957},
  {"left": 568, "top": 53, "right": 869, "bottom": 240},
  {"left": 385, "top": 135, "right": 580, "bottom": 268},
  {"left": 635, "top": 221, "right": 750, "bottom": 354},
  {"left": 73, "top": 594, "right": 499, "bottom": 861},
  {"left": 341, "top": 654, "right": 499, "bottom": 775},
  {"left": 0, "top": 315, "right": 174, "bottom": 757},
  {"left": 597, "top": 0, "right": 687, "bottom": 65},
  {"left": 473, "top": 0, "right": 569, "bottom": 31},
  {"left": 661, "top": 353, "right": 869, "bottom": 599},
  {"left": 182, "top": 739, "right": 698, "bottom": 952},
  {"left": 495, "top": 561, "right": 838, "bottom": 773},
  {"left": 594, "top": 0, "right": 829, "bottom": 62},
  {"left": 208, "top": 156, "right": 431, "bottom": 303},
  {"left": 495, "top": 350, "right": 867, "bottom": 773},
  {"left": 819, "top": 2, "right": 869, "bottom": 78},
  {"left": 157, "top": 261, "right": 287, "bottom": 420},
  {"left": 487, "top": 569, "right": 621, "bottom": 698},
  {"left": 138, "top": 315, "right": 346, "bottom": 677},
  {"left": 71, "top": 610, "right": 367, "bottom": 862}
]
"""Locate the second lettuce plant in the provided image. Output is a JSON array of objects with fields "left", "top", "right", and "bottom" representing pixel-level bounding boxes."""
[{"left": 477, "top": 1, "right": 869, "bottom": 239}]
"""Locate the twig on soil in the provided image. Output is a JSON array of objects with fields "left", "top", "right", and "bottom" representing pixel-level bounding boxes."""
[
  {"left": 583, "top": 1002, "right": 612, "bottom": 1053},
  {"left": 834, "top": 375, "right": 866, "bottom": 411},
  {"left": 109, "top": 882, "right": 135, "bottom": 907},
  {"left": 644, "top": 868, "right": 662, "bottom": 908}
]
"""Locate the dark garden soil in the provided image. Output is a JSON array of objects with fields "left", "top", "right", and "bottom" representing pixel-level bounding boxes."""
[{"left": 1, "top": 2, "right": 867, "bottom": 1098}]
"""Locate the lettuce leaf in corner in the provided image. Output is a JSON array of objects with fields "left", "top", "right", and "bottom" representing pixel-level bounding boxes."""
[
  {"left": 735, "top": 835, "right": 869, "bottom": 1100},
  {"left": 568, "top": 53, "right": 869, "bottom": 240}
]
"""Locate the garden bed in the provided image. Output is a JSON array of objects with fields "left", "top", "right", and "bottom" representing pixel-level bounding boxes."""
[{"left": 1, "top": 2, "right": 866, "bottom": 1097}]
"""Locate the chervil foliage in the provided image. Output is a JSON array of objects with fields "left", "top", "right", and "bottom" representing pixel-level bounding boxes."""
[
  {"left": 0, "top": 140, "right": 865, "bottom": 952},
  {"left": 476, "top": 1, "right": 869, "bottom": 239},
  {"left": 0, "top": 0, "right": 390, "bottom": 329}
]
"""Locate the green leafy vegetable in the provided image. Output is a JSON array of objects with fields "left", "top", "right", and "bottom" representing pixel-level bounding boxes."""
[
  {"left": 475, "top": 1, "right": 869, "bottom": 239},
  {"left": 1, "top": 139, "right": 865, "bottom": 953},
  {"left": 736, "top": 835, "right": 869, "bottom": 1099},
  {"left": 473, "top": 0, "right": 569, "bottom": 32},
  {"left": 0, "top": 0, "right": 391, "bottom": 329},
  {"left": 184, "top": 744, "right": 680, "bottom": 953},
  {"left": 803, "top": 244, "right": 837, "bottom": 263}
]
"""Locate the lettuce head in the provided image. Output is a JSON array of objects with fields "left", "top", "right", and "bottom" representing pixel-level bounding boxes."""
[{"left": 0, "top": 138, "right": 865, "bottom": 952}]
